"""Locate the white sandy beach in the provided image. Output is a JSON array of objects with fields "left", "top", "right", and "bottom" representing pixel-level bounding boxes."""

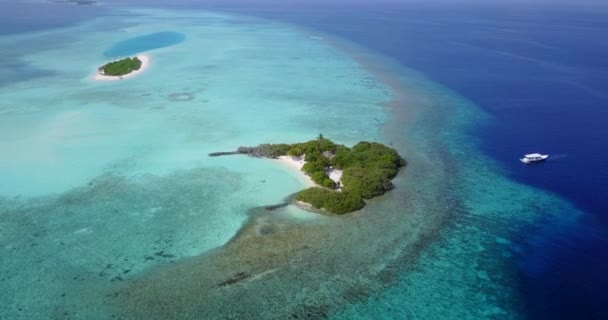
[
  {"left": 276, "top": 156, "right": 315, "bottom": 187},
  {"left": 93, "top": 54, "right": 150, "bottom": 81},
  {"left": 276, "top": 155, "right": 343, "bottom": 189}
]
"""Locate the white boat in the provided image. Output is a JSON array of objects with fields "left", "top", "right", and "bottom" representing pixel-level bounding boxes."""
[{"left": 520, "top": 153, "right": 549, "bottom": 163}]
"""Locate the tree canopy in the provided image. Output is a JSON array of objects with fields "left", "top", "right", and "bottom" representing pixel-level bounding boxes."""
[{"left": 100, "top": 57, "right": 142, "bottom": 76}]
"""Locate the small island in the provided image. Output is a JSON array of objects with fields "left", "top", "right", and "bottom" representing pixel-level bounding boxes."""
[
  {"left": 99, "top": 57, "right": 141, "bottom": 76},
  {"left": 94, "top": 55, "right": 150, "bottom": 81},
  {"left": 212, "top": 135, "right": 406, "bottom": 214}
]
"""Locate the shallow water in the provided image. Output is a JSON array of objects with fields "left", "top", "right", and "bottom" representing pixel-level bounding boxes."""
[
  {"left": 0, "top": 5, "right": 588, "bottom": 320},
  {"left": 0, "top": 8, "right": 390, "bottom": 318}
]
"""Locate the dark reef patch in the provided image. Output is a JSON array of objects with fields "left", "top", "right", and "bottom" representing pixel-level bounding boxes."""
[
  {"left": 216, "top": 272, "right": 250, "bottom": 288},
  {"left": 258, "top": 225, "right": 275, "bottom": 235},
  {"left": 264, "top": 203, "right": 290, "bottom": 211},
  {"left": 0, "top": 168, "right": 244, "bottom": 318},
  {"left": 167, "top": 92, "right": 195, "bottom": 102}
]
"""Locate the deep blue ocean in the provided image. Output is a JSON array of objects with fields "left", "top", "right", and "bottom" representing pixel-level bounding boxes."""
[
  {"left": 244, "top": 4, "right": 608, "bottom": 319},
  {"left": 233, "top": 3, "right": 608, "bottom": 318},
  {"left": 3, "top": 0, "right": 607, "bottom": 318}
]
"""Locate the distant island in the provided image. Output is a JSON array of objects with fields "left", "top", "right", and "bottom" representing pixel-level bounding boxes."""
[
  {"left": 94, "top": 55, "right": 150, "bottom": 81},
  {"left": 211, "top": 135, "right": 406, "bottom": 214},
  {"left": 99, "top": 57, "right": 141, "bottom": 76}
]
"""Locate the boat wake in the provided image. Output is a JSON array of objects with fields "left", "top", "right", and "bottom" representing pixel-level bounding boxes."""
[{"left": 547, "top": 154, "right": 567, "bottom": 160}]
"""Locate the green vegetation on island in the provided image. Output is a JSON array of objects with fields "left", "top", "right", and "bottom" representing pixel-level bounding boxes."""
[
  {"left": 295, "top": 188, "right": 365, "bottom": 214},
  {"left": 99, "top": 57, "right": 142, "bottom": 76},
  {"left": 237, "top": 135, "right": 406, "bottom": 214}
]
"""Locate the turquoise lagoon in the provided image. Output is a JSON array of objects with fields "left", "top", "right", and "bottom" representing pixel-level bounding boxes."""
[
  {"left": 0, "top": 8, "right": 581, "bottom": 320},
  {"left": 103, "top": 31, "right": 186, "bottom": 58}
]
